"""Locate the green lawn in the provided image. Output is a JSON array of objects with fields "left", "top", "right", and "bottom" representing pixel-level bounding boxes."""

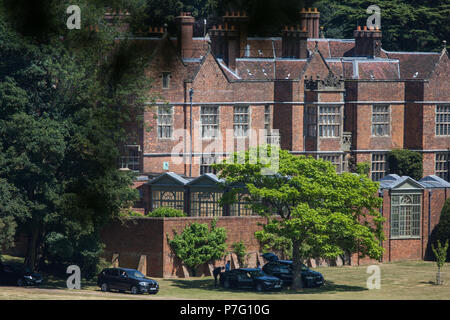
[{"left": 0, "top": 255, "right": 449, "bottom": 300}]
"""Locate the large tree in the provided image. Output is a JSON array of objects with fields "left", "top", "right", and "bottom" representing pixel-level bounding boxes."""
[
  {"left": 215, "top": 148, "right": 385, "bottom": 289},
  {"left": 315, "top": 0, "right": 449, "bottom": 52},
  {"left": 0, "top": 0, "right": 153, "bottom": 273}
]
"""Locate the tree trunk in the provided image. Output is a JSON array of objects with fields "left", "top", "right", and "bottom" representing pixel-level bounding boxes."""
[
  {"left": 291, "top": 239, "right": 304, "bottom": 290},
  {"left": 24, "top": 225, "right": 41, "bottom": 271}
]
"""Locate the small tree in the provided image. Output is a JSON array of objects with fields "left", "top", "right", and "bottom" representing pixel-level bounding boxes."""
[
  {"left": 387, "top": 149, "right": 423, "bottom": 180},
  {"left": 432, "top": 240, "right": 449, "bottom": 285},
  {"left": 232, "top": 241, "right": 248, "bottom": 267},
  {"left": 168, "top": 219, "right": 227, "bottom": 276},
  {"left": 215, "top": 147, "right": 385, "bottom": 289}
]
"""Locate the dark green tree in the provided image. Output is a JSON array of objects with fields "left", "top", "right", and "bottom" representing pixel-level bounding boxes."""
[
  {"left": 387, "top": 149, "right": 423, "bottom": 180},
  {"left": 435, "top": 198, "right": 450, "bottom": 262},
  {"left": 315, "top": 0, "right": 449, "bottom": 52},
  {"left": 0, "top": 0, "right": 153, "bottom": 272}
]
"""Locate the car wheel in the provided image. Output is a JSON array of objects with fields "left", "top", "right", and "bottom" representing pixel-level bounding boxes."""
[
  {"left": 223, "top": 279, "right": 230, "bottom": 289},
  {"left": 101, "top": 283, "right": 109, "bottom": 292},
  {"left": 17, "top": 278, "right": 24, "bottom": 287},
  {"left": 130, "top": 286, "right": 139, "bottom": 294},
  {"left": 256, "top": 283, "right": 264, "bottom": 292}
]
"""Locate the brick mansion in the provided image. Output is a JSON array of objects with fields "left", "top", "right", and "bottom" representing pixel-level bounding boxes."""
[
  {"left": 118, "top": 9, "right": 449, "bottom": 183},
  {"left": 99, "top": 9, "right": 450, "bottom": 275}
]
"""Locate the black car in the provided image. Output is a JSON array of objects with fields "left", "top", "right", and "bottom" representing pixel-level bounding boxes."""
[
  {"left": 219, "top": 268, "right": 282, "bottom": 292},
  {"left": 262, "top": 258, "right": 324, "bottom": 288},
  {"left": 0, "top": 264, "right": 43, "bottom": 287},
  {"left": 97, "top": 268, "right": 159, "bottom": 294}
]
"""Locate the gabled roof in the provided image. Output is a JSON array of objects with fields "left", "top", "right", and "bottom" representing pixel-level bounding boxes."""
[
  {"left": 379, "top": 174, "right": 424, "bottom": 190},
  {"left": 419, "top": 175, "right": 450, "bottom": 189},
  {"left": 147, "top": 172, "right": 190, "bottom": 186},
  {"left": 187, "top": 173, "right": 225, "bottom": 187}
]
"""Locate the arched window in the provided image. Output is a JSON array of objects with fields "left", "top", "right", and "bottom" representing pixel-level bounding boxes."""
[{"left": 391, "top": 194, "right": 421, "bottom": 238}]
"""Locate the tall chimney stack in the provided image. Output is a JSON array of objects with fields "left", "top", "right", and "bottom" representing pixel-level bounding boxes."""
[
  {"left": 175, "top": 12, "right": 195, "bottom": 59},
  {"left": 354, "top": 26, "right": 382, "bottom": 57},
  {"left": 300, "top": 8, "right": 320, "bottom": 39},
  {"left": 282, "top": 26, "right": 308, "bottom": 59},
  {"left": 222, "top": 11, "right": 249, "bottom": 70}
]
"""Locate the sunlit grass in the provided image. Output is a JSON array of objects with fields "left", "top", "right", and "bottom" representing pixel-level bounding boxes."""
[{"left": 0, "top": 255, "right": 449, "bottom": 300}]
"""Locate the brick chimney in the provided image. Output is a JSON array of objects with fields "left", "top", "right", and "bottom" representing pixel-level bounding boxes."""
[
  {"left": 282, "top": 25, "right": 308, "bottom": 59},
  {"left": 354, "top": 25, "right": 382, "bottom": 57},
  {"left": 210, "top": 11, "right": 248, "bottom": 70},
  {"left": 175, "top": 12, "right": 195, "bottom": 59},
  {"left": 300, "top": 8, "right": 320, "bottom": 39}
]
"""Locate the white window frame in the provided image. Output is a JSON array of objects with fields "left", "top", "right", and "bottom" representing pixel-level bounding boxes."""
[
  {"left": 318, "top": 106, "right": 341, "bottom": 138},
  {"left": 390, "top": 193, "right": 421, "bottom": 239},
  {"left": 201, "top": 106, "right": 220, "bottom": 139},
  {"left": 371, "top": 153, "right": 387, "bottom": 181},
  {"left": 372, "top": 104, "right": 391, "bottom": 137},
  {"left": 157, "top": 106, "right": 173, "bottom": 139},
  {"left": 436, "top": 105, "right": 450, "bottom": 136},
  {"left": 234, "top": 105, "right": 250, "bottom": 137}
]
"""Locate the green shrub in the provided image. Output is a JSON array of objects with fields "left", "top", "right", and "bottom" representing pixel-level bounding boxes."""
[
  {"left": 147, "top": 207, "right": 186, "bottom": 217},
  {"left": 387, "top": 149, "right": 423, "bottom": 180},
  {"left": 356, "top": 162, "right": 370, "bottom": 177},
  {"left": 232, "top": 241, "right": 247, "bottom": 267},
  {"left": 168, "top": 219, "right": 227, "bottom": 276}
]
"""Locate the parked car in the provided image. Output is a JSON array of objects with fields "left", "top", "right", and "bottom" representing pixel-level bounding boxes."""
[
  {"left": 261, "top": 253, "right": 324, "bottom": 288},
  {"left": 97, "top": 268, "right": 159, "bottom": 294},
  {"left": 0, "top": 264, "right": 43, "bottom": 287},
  {"left": 219, "top": 268, "right": 283, "bottom": 292}
]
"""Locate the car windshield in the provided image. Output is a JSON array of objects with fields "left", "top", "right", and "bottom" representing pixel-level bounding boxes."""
[{"left": 126, "top": 270, "right": 146, "bottom": 278}]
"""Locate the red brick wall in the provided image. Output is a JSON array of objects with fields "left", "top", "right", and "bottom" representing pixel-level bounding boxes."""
[{"left": 100, "top": 216, "right": 268, "bottom": 278}]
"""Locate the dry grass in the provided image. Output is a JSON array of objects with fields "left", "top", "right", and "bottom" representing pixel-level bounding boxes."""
[{"left": 0, "top": 256, "right": 449, "bottom": 300}]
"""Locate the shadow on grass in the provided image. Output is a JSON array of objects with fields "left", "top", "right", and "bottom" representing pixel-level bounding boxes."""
[{"left": 166, "top": 278, "right": 367, "bottom": 295}]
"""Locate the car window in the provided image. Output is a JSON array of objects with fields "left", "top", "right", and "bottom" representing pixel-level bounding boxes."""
[
  {"left": 280, "top": 266, "right": 291, "bottom": 274},
  {"left": 126, "top": 270, "right": 145, "bottom": 279}
]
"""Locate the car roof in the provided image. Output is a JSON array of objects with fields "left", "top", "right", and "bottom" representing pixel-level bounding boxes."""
[{"left": 240, "top": 268, "right": 261, "bottom": 272}]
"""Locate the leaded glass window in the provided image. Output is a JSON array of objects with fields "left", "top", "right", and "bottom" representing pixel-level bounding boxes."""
[
  {"left": 201, "top": 106, "right": 219, "bottom": 138},
  {"left": 391, "top": 194, "right": 421, "bottom": 239},
  {"left": 234, "top": 105, "right": 249, "bottom": 137},
  {"left": 190, "top": 192, "right": 223, "bottom": 217},
  {"left": 372, "top": 104, "right": 390, "bottom": 136},
  {"left": 157, "top": 106, "right": 173, "bottom": 139},
  {"left": 436, "top": 105, "right": 450, "bottom": 136},
  {"left": 318, "top": 106, "right": 340, "bottom": 137},
  {"left": 152, "top": 191, "right": 184, "bottom": 211}
]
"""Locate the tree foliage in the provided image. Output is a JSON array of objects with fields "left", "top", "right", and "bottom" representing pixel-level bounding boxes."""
[
  {"left": 435, "top": 198, "right": 450, "bottom": 262},
  {"left": 215, "top": 147, "right": 385, "bottom": 289},
  {"left": 231, "top": 240, "right": 247, "bottom": 267},
  {"left": 315, "top": 0, "right": 449, "bottom": 52},
  {"left": 168, "top": 219, "right": 227, "bottom": 276},
  {"left": 0, "top": 1, "right": 153, "bottom": 271},
  {"left": 147, "top": 207, "right": 187, "bottom": 217},
  {"left": 387, "top": 149, "right": 423, "bottom": 180}
]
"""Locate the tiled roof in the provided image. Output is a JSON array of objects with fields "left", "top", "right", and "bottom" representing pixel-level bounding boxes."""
[
  {"left": 236, "top": 59, "right": 275, "bottom": 80},
  {"left": 384, "top": 51, "right": 440, "bottom": 79}
]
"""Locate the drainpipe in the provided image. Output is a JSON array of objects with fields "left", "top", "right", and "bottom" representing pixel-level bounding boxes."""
[
  {"left": 428, "top": 189, "right": 432, "bottom": 237},
  {"left": 378, "top": 189, "right": 384, "bottom": 262}
]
